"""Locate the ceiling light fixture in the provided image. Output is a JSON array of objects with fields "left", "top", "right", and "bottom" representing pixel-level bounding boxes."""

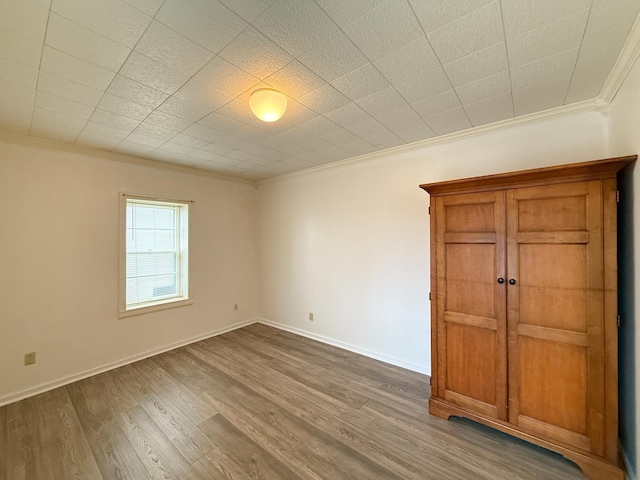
[{"left": 249, "top": 88, "right": 287, "bottom": 122}]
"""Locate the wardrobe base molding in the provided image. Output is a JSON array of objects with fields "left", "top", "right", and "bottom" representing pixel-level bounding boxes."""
[{"left": 429, "top": 398, "right": 624, "bottom": 480}]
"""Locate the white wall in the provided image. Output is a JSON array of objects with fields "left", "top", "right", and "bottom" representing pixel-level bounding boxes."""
[
  {"left": 607, "top": 53, "right": 640, "bottom": 479},
  {"left": 0, "top": 137, "right": 259, "bottom": 404},
  {"left": 257, "top": 110, "right": 609, "bottom": 373}
]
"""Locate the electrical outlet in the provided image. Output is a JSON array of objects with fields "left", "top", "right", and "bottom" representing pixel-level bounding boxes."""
[
  {"left": 24, "top": 352, "right": 36, "bottom": 366},
  {"left": 234, "top": 304, "right": 238, "bottom": 311},
  {"left": 309, "top": 312, "right": 314, "bottom": 321}
]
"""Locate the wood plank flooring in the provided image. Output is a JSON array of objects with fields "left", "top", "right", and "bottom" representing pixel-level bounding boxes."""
[{"left": 0, "top": 324, "right": 586, "bottom": 479}]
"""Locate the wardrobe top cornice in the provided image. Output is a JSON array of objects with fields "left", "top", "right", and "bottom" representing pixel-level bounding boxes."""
[{"left": 420, "top": 155, "right": 636, "bottom": 196}]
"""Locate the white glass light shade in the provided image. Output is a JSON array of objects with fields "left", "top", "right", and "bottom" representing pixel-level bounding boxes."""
[{"left": 249, "top": 88, "right": 287, "bottom": 122}]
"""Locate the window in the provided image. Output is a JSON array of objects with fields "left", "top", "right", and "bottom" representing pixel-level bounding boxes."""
[{"left": 119, "top": 194, "right": 191, "bottom": 317}]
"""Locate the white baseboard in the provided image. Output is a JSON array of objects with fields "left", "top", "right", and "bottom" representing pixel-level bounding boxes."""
[
  {"left": 622, "top": 447, "right": 637, "bottom": 480},
  {"left": 0, "top": 318, "right": 258, "bottom": 407},
  {"left": 257, "top": 318, "right": 430, "bottom": 375}
]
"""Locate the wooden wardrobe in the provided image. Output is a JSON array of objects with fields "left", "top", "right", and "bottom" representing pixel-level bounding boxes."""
[{"left": 420, "top": 156, "right": 635, "bottom": 480}]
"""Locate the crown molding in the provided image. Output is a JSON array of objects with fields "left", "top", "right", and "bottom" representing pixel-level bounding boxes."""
[
  {"left": 0, "top": 131, "right": 256, "bottom": 186},
  {"left": 258, "top": 99, "right": 598, "bottom": 185},
  {"left": 598, "top": 11, "right": 640, "bottom": 104}
]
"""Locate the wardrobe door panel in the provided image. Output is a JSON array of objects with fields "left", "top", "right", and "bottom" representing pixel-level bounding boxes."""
[
  {"left": 506, "top": 181, "right": 604, "bottom": 455},
  {"left": 435, "top": 191, "right": 507, "bottom": 420}
]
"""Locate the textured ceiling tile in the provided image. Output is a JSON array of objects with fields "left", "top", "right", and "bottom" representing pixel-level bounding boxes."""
[
  {"left": 198, "top": 112, "right": 244, "bottom": 134},
  {"left": 409, "top": 0, "right": 495, "bottom": 34},
  {"left": 36, "top": 91, "right": 95, "bottom": 120},
  {"left": 297, "top": 31, "right": 369, "bottom": 83},
  {"left": 218, "top": 0, "right": 274, "bottom": 22},
  {"left": 510, "top": 48, "right": 578, "bottom": 90},
  {"left": 45, "top": 14, "right": 131, "bottom": 72},
  {"left": 33, "top": 106, "right": 88, "bottom": 131},
  {"left": 231, "top": 125, "right": 269, "bottom": 142},
  {"left": 345, "top": 116, "right": 392, "bottom": 138},
  {"left": 135, "top": 21, "right": 214, "bottom": 73},
  {"left": 122, "top": 0, "right": 164, "bottom": 16},
  {"left": 97, "top": 93, "right": 153, "bottom": 121},
  {"left": 83, "top": 120, "right": 133, "bottom": 140},
  {"left": 0, "top": 78, "right": 35, "bottom": 105},
  {"left": 144, "top": 111, "right": 192, "bottom": 131},
  {"left": 411, "top": 89, "right": 461, "bottom": 117},
  {"left": 226, "top": 149, "right": 258, "bottom": 162},
  {"left": 501, "top": 0, "right": 591, "bottom": 38},
  {"left": 314, "top": 0, "right": 386, "bottom": 28},
  {"left": 318, "top": 143, "right": 350, "bottom": 160},
  {"left": 107, "top": 75, "right": 169, "bottom": 109},
  {"left": 513, "top": 80, "right": 569, "bottom": 116},
  {"left": 362, "top": 129, "right": 404, "bottom": 149},
  {"left": 0, "top": 57, "right": 38, "bottom": 89},
  {"left": 0, "top": 0, "right": 49, "bottom": 42},
  {"left": 320, "top": 127, "right": 362, "bottom": 146},
  {"left": 123, "top": 132, "right": 166, "bottom": 147},
  {"left": 298, "top": 84, "right": 351, "bottom": 114},
  {"left": 176, "top": 56, "right": 259, "bottom": 100},
  {"left": 220, "top": 26, "right": 293, "bottom": 80},
  {"left": 252, "top": 0, "right": 339, "bottom": 57},
  {"left": 507, "top": 10, "right": 588, "bottom": 68},
  {"left": 41, "top": 46, "right": 116, "bottom": 90},
  {"left": 331, "top": 63, "right": 390, "bottom": 101},
  {"left": 51, "top": 0, "right": 151, "bottom": 48},
  {"left": 375, "top": 104, "right": 424, "bottom": 133},
  {"left": 113, "top": 141, "right": 156, "bottom": 156},
  {"left": 215, "top": 134, "right": 249, "bottom": 150},
  {"left": 566, "top": 0, "right": 640, "bottom": 103},
  {"left": 239, "top": 142, "right": 279, "bottom": 158},
  {"left": 181, "top": 123, "right": 226, "bottom": 143},
  {"left": 343, "top": 0, "right": 424, "bottom": 61},
  {"left": 0, "top": 28, "right": 43, "bottom": 68},
  {"left": 423, "top": 107, "right": 472, "bottom": 135},
  {"left": 373, "top": 36, "right": 440, "bottom": 85},
  {"left": 189, "top": 148, "right": 226, "bottom": 161},
  {"left": 356, "top": 86, "right": 407, "bottom": 117},
  {"left": 160, "top": 142, "right": 196, "bottom": 156},
  {"left": 157, "top": 96, "right": 217, "bottom": 122},
  {"left": 133, "top": 122, "right": 181, "bottom": 141},
  {"left": 298, "top": 115, "right": 341, "bottom": 136},
  {"left": 394, "top": 67, "right": 452, "bottom": 102},
  {"left": 75, "top": 130, "right": 124, "bottom": 149},
  {"left": 443, "top": 42, "right": 508, "bottom": 86},
  {"left": 90, "top": 109, "right": 141, "bottom": 132},
  {"left": 216, "top": 98, "right": 258, "bottom": 124},
  {"left": 119, "top": 51, "right": 196, "bottom": 93},
  {"left": 264, "top": 60, "right": 325, "bottom": 99},
  {"left": 324, "top": 102, "right": 371, "bottom": 128},
  {"left": 201, "top": 142, "right": 234, "bottom": 155},
  {"left": 428, "top": 2, "right": 504, "bottom": 64},
  {"left": 31, "top": 119, "right": 83, "bottom": 142},
  {"left": 463, "top": 92, "right": 514, "bottom": 126},
  {"left": 155, "top": 0, "right": 247, "bottom": 53},
  {"left": 455, "top": 70, "right": 511, "bottom": 105},
  {"left": 38, "top": 71, "right": 104, "bottom": 107}
]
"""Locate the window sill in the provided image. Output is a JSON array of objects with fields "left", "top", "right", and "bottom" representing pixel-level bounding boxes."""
[{"left": 119, "top": 298, "right": 193, "bottom": 319}]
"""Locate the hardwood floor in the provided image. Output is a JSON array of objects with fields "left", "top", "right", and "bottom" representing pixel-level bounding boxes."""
[{"left": 0, "top": 323, "right": 586, "bottom": 479}]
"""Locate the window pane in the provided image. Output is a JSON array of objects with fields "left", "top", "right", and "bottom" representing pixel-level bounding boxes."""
[
  {"left": 127, "top": 273, "right": 177, "bottom": 305},
  {"left": 124, "top": 199, "right": 188, "bottom": 310}
]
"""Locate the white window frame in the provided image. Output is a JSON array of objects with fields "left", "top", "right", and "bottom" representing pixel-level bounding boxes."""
[{"left": 119, "top": 193, "right": 193, "bottom": 318}]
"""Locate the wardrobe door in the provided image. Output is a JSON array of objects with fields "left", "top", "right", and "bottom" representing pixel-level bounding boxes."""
[
  {"left": 506, "top": 181, "right": 605, "bottom": 455},
  {"left": 434, "top": 191, "right": 507, "bottom": 420}
]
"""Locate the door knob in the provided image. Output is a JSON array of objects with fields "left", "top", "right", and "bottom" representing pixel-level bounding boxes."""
[
  {"left": 509, "top": 279, "right": 517, "bottom": 285},
  {"left": 497, "top": 278, "right": 505, "bottom": 284}
]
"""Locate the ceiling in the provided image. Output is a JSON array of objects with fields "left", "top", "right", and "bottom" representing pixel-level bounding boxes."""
[{"left": 1, "top": 0, "right": 639, "bottom": 181}]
